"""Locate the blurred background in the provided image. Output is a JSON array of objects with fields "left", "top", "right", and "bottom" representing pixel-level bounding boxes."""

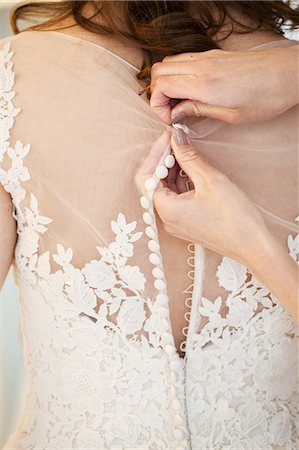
[{"left": 0, "top": 0, "right": 298, "bottom": 448}]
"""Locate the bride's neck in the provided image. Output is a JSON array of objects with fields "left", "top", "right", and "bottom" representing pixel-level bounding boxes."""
[
  {"left": 211, "top": 7, "right": 285, "bottom": 51},
  {"left": 50, "top": 2, "right": 286, "bottom": 64}
]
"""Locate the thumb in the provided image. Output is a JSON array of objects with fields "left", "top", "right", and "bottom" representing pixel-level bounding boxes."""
[
  {"left": 153, "top": 182, "right": 178, "bottom": 215},
  {"left": 171, "top": 128, "right": 210, "bottom": 186},
  {"left": 171, "top": 100, "right": 237, "bottom": 123}
]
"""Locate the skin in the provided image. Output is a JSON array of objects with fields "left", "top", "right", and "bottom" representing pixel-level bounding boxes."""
[
  {"left": 0, "top": 193, "right": 17, "bottom": 289},
  {"left": 135, "top": 130, "right": 298, "bottom": 323},
  {"left": 150, "top": 45, "right": 299, "bottom": 125}
]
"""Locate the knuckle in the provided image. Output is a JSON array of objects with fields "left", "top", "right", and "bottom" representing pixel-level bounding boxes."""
[
  {"left": 192, "top": 102, "right": 209, "bottom": 118},
  {"left": 155, "top": 75, "right": 165, "bottom": 89},
  {"left": 179, "top": 147, "right": 199, "bottom": 164},
  {"left": 151, "top": 61, "right": 161, "bottom": 73}
]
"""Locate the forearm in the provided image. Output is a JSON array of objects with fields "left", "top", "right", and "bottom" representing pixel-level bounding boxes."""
[{"left": 247, "top": 230, "right": 298, "bottom": 322}]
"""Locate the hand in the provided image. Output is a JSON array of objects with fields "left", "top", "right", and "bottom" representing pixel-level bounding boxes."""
[
  {"left": 137, "top": 128, "right": 270, "bottom": 268},
  {"left": 136, "top": 129, "right": 299, "bottom": 322},
  {"left": 150, "top": 46, "right": 299, "bottom": 125}
]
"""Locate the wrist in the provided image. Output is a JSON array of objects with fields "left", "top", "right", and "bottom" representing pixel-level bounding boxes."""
[
  {"left": 245, "top": 228, "right": 283, "bottom": 274},
  {"left": 245, "top": 227, "right": 298, "bottom": 320},
  {"left": 246, "top": 226, "right": 297, "bottom": 280},
  {"left": 237, "top": 222, "right": 275, "bottom": 271}
]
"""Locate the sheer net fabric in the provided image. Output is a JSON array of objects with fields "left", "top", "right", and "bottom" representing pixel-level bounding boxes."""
[
  {"left": 0, "top": 30, "right": 298, "bottom": 449},
  {"left": 0, "top": 30, "right": 192, "bottom": 351}
]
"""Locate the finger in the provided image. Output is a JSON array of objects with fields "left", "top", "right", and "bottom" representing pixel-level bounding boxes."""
[
  {"left": 150, "top": 74, "right": 197, "bottom": 124},
  {"left": 170, "top": 130, "right": 213, "bottom": 187},
  {"left": 171, "top": 99, "right": 239, "bottom": 123},
  {"left": 166, "top": 162, "right": 179, "bottom": 194},
  {"left": 152, "top": 184, "right": 178, "bottom": 218},
  {"left": 162, "top": 52, "right": 210, "bottom": 63},
  {"left": 153, "top": 183, "right": 195, "bottom": 224},
  {"left": 135, "top": 130, "right": 172, "bottom": 194},
  {"left": 162, "top": 49, "right": 224, "bottom": 63},
  {"left": 151, "top": 60, "right": 197, "bottom": 92}
]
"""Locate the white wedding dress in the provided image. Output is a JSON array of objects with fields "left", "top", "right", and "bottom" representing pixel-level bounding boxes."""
[{"left": 1, "top": 30, "right": 298, "bottom": 450}]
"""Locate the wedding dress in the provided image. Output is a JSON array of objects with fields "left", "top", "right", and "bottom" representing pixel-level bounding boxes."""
[{"left": 0, "top": 30, "right": 298, "bottom": 450}]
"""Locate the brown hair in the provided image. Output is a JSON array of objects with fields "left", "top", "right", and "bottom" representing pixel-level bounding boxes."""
[{"left": 10, "top": 1, "right": 299, "bottom": 95}]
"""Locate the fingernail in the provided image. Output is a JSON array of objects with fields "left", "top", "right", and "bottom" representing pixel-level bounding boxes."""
[
  {"left": 173, "top": 128, "right": 189, "bottom": 145},
  {"left": 171, "top": 111, "right": 186, "bottom": 124}
]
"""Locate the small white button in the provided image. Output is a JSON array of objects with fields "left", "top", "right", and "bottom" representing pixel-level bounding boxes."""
[
  {"left": 149, "top": 253, "right": 160, "bottom": 265},
  {"left": 152, "top": 267, "right": 164, "bottom": 279},
  {"left": 145, "top": 226, "right": 156, "bottom": 239},
  {"left": 148, "top": 240, "right": 160, "bottom": 252},
  {"left": 140, "top": 195, "right": 150, "bottom": 209},
  {"left": 155, "top": 165, "right": 169, "bottom": 179},
  {"left": 165, "top": 344, "right": 176, "bottom": 355},
  {"left": 143, "top": 212, "right": 153, "bottom": 225},
  {"left": 173, "top": 429, "right": 184, "bottom": 441},
  {"left": 170, "top": 360, "right": 182, "bottom": 371},
  {"left": 157, "top": 293, "right": 169, "bottom": 305},
  {"left": 145, "top": 177, "right": 158, "bottom": 191},
  {"left": 158, "top": 307, "right": 168, "bottom": 318},
  {"left": 154, "top": 279, "right": 166, "bottom": 291},
  {"left": 172, "top": 399, "right": 181, "bottom": 411},
  {"left": 173, "top": 414, "right": 184, "bottom": 427},
  {"left": 170, "top": 372, "right": 176, "bottom": 382},
  {"left": 161, "top": 332, "right": 173, "bottom": 344},
  {"left": 165, "top": 154, "right": 175, "bottom": 168},
  {"left": 160, "top": 318, "right": 170, "bottom": 331}
]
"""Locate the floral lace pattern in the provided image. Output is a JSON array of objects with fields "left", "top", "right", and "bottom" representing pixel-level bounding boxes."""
[
  {"left": 12, "top": 208, "right": 190, "bottom": 448},
  {"left": 1, "top": 38, "right": 298, "bottom": 450},
  {"left": 185, "top": 229, "right": 298, "bottom": 450},
  {"left": 1, "top": 40, "right": 191, "bottom": 450}
]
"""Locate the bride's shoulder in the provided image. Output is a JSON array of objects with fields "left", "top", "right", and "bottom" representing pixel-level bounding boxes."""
[
  {"left": 0, "top": 32, "right": 21, "bottom": 50},
  {"left": 1, "top": 29, "right": 41, "bottom": 47},
  {"left": 0, "top": 29, "right": 60, "bottom": 61}
]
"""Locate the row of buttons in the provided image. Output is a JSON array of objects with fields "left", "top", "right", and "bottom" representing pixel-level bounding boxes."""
[{"left": 139, "top": 130, "right": 190, "bottom": 449}]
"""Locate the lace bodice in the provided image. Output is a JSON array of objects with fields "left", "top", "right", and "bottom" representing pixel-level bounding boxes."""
[{"left": 1, "top": 31, "right": 298, "bottom": 450}]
